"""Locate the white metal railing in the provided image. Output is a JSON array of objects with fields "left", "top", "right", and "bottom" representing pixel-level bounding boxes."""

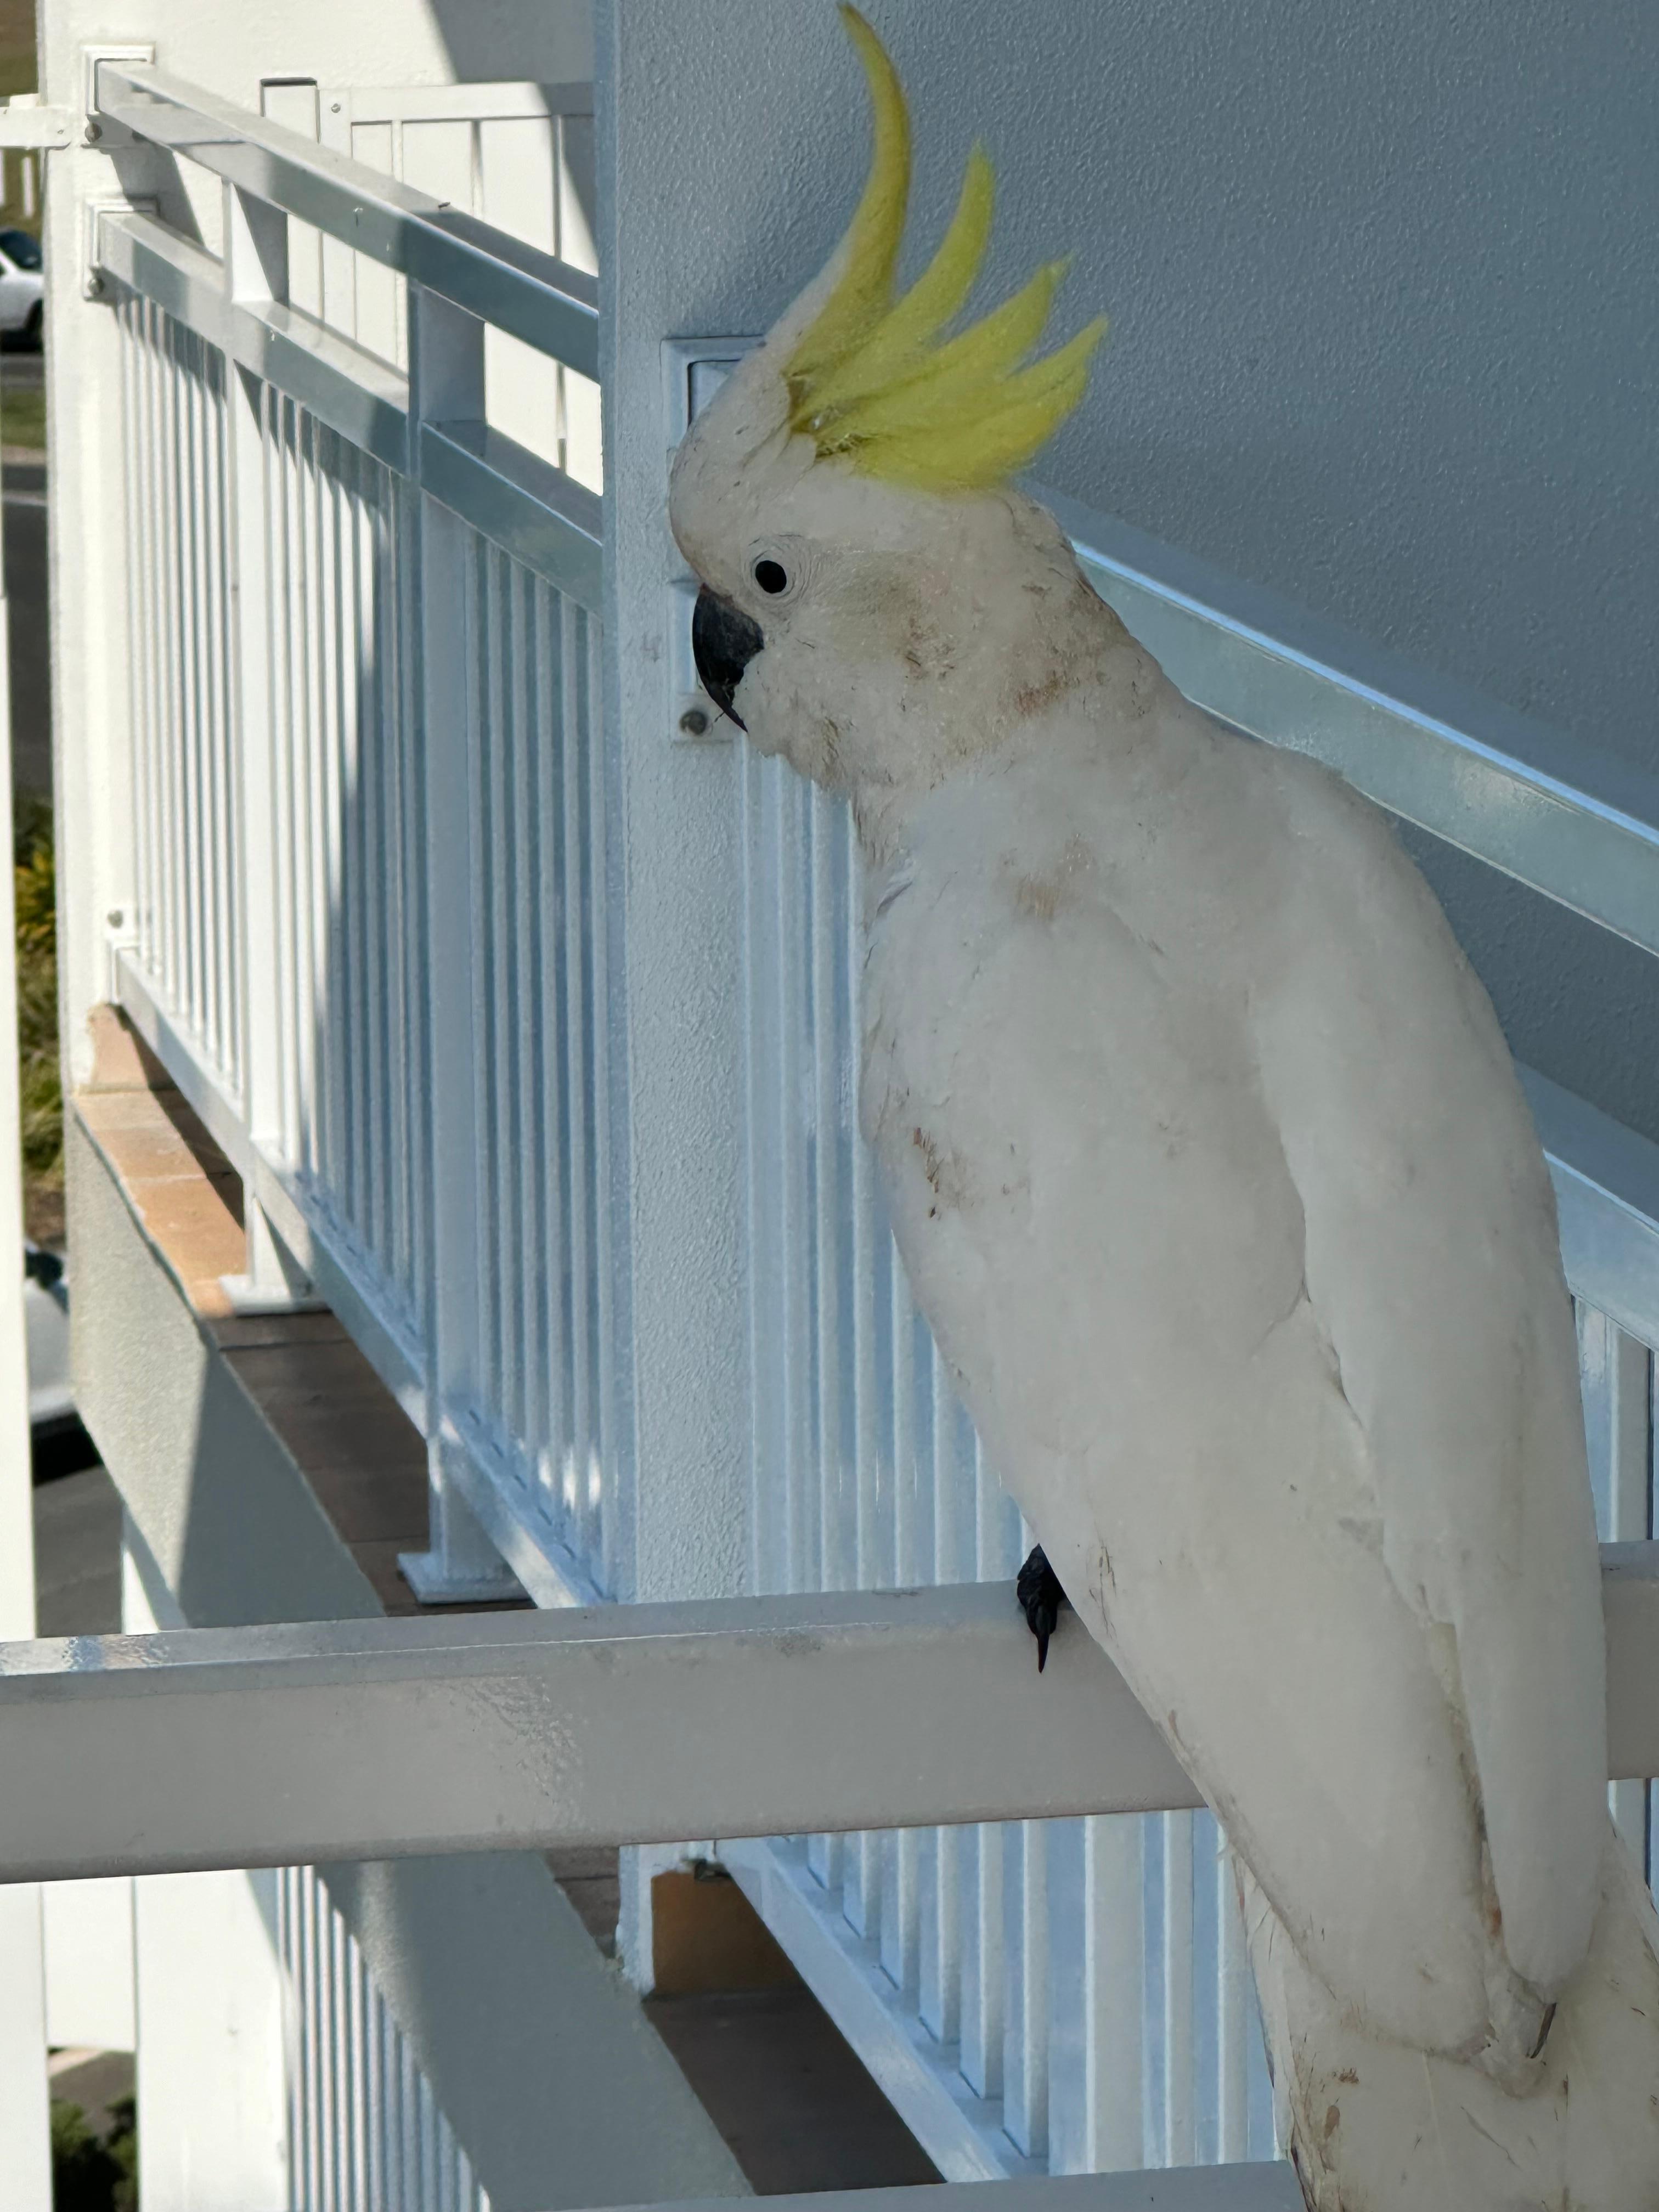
[
  {"left": 279, "top": 1866, "right": 489, "bottom": 2212},
  {"left": 93, "top": 61, "right": 627, "bottom": 1599}
]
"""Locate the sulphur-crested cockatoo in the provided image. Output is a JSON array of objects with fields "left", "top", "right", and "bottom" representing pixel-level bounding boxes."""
[{"left": 670, "top": 13, "right": 1659, "bottom": 2204}]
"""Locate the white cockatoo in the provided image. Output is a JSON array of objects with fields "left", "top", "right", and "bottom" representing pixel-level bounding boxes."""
[{"left": 669, "top": 14, "right": 1659, "bottom": 2203}]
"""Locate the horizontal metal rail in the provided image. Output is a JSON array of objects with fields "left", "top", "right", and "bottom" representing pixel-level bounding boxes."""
[
  {"left": 585, "top": 2171, "right": 1303, "bottom": 2212},
  {"left": 1525, "top": 1068, "right": 1659, "bottom": 1348},
  {"left": 2, "top": 1550, "right": 1657, "bottom": 1885},
  {"left": 94, "top": 209, "right": 603, "bottom": 610},
  {"left": 93, "top": 61, "right": 599, "bottom": 379},
  {"left": 1048, "top": 491, "right": 1659, "bottom": 960}
]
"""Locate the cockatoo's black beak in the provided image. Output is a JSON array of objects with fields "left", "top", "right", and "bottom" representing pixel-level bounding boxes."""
[{"left": 692, "top": 587, "right": 764, "bottom": 730}]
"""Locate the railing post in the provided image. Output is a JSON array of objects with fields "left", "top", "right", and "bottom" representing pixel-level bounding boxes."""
[
  {"left": 217, "top": 177, "right": 320, "bottom": 1316},
  {"left": 0, "top": 368, "right": 52, "bottom": 2212},
  {"left": 398, "top": 283, "right": 519, "bottom": 1602}
]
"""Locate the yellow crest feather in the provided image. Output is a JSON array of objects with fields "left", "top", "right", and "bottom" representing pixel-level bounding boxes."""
[{"left": 786, "top": 7, "right": 1105, "bottom": 493}]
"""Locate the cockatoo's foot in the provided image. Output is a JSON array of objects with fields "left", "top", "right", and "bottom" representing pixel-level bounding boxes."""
[{"left": 1016, "top": 1545, "right": 1068, "bottom": 1673}]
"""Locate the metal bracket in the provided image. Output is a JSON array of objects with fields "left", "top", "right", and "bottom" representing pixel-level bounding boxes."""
[
  {"left": 0, "top": 98, "right": 74, "bottom": 150},
  {"left": 83, "top": 192, "right": 154, "bottom": 302},
  {"left": 219, "top": 1198, "right": 326, "bottom": 1316},
  {"left": 82, "top": 43, "right": 155, "bottom": 150},
  {"left": 662, "top": 336, "right": 757, "bottom": 744},
  {"left": 101, "top": 906, "right": 141, "bottom": 1001}
]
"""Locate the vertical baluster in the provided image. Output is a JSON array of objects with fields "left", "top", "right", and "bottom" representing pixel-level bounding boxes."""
[
  {"left": 400, "top": 282, "right": 516, "bottom": 1600},
  {"left": 560, "top": 593, "right": 597, "bottom": 1568},
  {"left": 345, "top": 1928, "right": 368, "bottom": 2210},
  {"left": 1216, "top": 1831, "right": 1251, "bottom": 2160},
  {"left": 117, "top": 305, "right": 150, "bottom": 979},
  {"left": 269, "top": 398, "right": 300, "bottom": 1165},
  {"left": 881, "top": 1261, "right": 921, "bottom": 1999},
  {"left": 576, "top": 607, "right": 606, "bottom": 1570},
  {"left": 847, "top": 809, "right": 882, "bottom": 1939},
  {"left": 169, "top": 329, "right": 199, "bottom": 1036},
  {"left": 482, "top": 552, "right": 515, "bottom": 1442},
  {"left": 397, "top": 479, "right": 429, "bottom": 1307},
  {"left": 810, "top": 784, "right": 846, "bottom": 1894},
  {"left": 162, "top": 312, "right": 185, "bottom": 1020},
  {"left": 778, "top": 770, "right": 811, "bottom": 1598},
  {"left": 301, "top": 414, "right": 332, "bottom": 1186},
  {"left": 204, "top": 353, "right": 236, "bottom": 1087},
  {"left": 742, "top": 742, "right": 784, "bottom": 1593},
  {"left": 923, "top": 1361, "right": 967, "bottom": 2042},
  {"left": 1581, "top": 1308, "right": 1654, "bottom": 1858},
  {"left": 510, "top": 565, "right": 541, "bottom": 1487},
  {"left": 373, "top": 470, "right": 403, "bottom": 1300},
  {"left": 1162, "top": 1810, "right": 1195, "bottom": 2164},
  {"left": 345, "top": 455, "right": 379, "bottom": 1265},
  {"left": 588, "top": 607, "right": 620, "bottom": 1596},
  {"left": 538, "top": 586, "right": 571, "bottom": 1535},
  {"left": 156, "top": 316, "right": 184, "bottom": 1018},
  {"left": 223, "top": 184, "right": 290, "bottom": 1199},
  {"left": 1104, "top": 1816, "right": 1149, "bottom": 2169},
  {"left": 1002, "top": 1818, "right": 1048, "bottom": 2160},
  {"left": 400, "top": 2030, "right": 420, "bottom": 2208},
  {"left": 961, "top": 1440, "right": 1007, "bottom": 2098}
]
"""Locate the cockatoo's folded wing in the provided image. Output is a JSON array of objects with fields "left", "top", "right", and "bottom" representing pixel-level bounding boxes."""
[
  {"left": 867, "top": 741, "right": 1605, "bottom": 2053},
  {"left": 1251, "top": 761, "right": 1607, "bottom": 2004}
]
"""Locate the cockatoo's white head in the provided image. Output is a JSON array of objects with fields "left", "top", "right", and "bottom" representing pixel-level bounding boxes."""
[{"left": 669, "top": 9, "right": 1115, "bottom": 819}]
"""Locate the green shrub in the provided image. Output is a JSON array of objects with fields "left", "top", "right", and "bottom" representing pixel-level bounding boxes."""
[
  {"left": 14, "top": 794, "right": 60, "bottom": 1241},
  {"left": 50, "top": 2098, "right": 124, "bottom": 2211}
]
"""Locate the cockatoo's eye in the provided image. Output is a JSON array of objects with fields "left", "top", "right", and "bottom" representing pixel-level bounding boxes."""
[{"left": 753, "top": 557, "right": 789, "bottom": 596}]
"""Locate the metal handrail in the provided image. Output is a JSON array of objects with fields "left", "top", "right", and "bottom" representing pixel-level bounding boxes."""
[
  {"left": 2, "top": 1546, "right": 1657, "bottom": 1883},
  {"left": 94, "top": 207, "right": 603, "bottom": 611},
  {"left": 1049, "top": 489, "right": 1659, "bottom": 961},
  {"left": 93, "top": 60, "right": 600, "bottom": 379}
]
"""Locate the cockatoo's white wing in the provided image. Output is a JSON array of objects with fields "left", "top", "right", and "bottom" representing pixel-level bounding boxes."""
[
  {"left": 862, "top": 704, "right": 1605, "bottom": 2057},
  {"left": 1252, "top": 760, "right": 1607, "bottom": 2003}
]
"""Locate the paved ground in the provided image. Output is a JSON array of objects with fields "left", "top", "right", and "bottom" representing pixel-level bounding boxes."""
[{"left": 33, "top": 1461, "right": 122, "bottom": 1638}]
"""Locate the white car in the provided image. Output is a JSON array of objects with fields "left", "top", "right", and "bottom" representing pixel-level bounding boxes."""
[{"left": 0, "top": 229, "right": 42, "bottom": 346}]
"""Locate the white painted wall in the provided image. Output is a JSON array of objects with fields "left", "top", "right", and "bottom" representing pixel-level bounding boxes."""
[{"left": 596, "top": 0, "right": 1659, "bottom": 1143}]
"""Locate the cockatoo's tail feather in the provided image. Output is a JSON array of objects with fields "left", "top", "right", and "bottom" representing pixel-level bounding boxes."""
[{"left": 785, "top": 8, "right": 1105, "bottom": 492}]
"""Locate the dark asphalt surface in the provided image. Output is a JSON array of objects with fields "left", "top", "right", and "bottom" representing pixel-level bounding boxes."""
[
  {"left": 4, "top": 347, "right": 49, "bottom": 802},
  {"left": 33, "top": 1463, "right": 123, "bottom": 1637}
]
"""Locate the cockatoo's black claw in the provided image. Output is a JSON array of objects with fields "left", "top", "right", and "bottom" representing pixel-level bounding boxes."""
[{"left": 1016, "top": 1545, "right": 1068, "bottom": 1674}]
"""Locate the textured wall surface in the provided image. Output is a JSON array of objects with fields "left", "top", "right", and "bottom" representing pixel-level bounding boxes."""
[{"left": 602, "top": 0, "right": 1657, "bottom": 1137}]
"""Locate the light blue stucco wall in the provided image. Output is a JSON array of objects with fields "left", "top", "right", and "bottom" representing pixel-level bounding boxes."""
[{"left": 601, "top": 0, "right": 1658, "bottom": 1141}]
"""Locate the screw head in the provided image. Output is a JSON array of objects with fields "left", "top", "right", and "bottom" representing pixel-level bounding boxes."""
[
  {"left": 106, "top": 907, "right": 124, "bottom": 928},
  {"left": 678, "top": 706, "right": 711, "bottom": 739},
  {"left": 83, "top": 119, "right": 102, "bottom": 143}
]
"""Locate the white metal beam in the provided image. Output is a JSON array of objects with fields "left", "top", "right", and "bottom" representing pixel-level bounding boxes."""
[
  {"left": 2, "top": 1551, "right": 1658, "bottom": 1885},
  {"left": 1049, "top": 488, "right": 1659, "bottom": 963},
  {"left": 92, "top": 62, "right": 600, "bottom": 377},
  {"left": 568, "top": 2170, "right": 1303, "bottom": 2212}
]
